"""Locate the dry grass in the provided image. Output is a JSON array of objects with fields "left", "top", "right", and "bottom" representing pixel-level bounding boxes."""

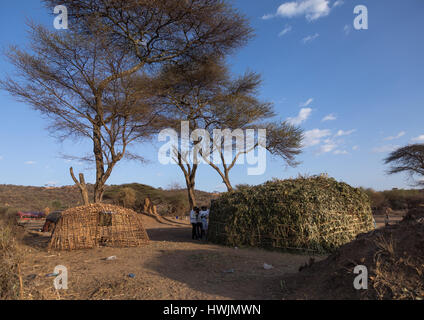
[
  {"left": 0, "top": 210, "right": 22, "bottom": 299},
  {"left": 372, "top": 234, "right": 423, "bottom": 300}
]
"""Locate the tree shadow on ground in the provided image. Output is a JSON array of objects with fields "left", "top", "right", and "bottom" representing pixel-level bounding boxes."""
[
  {"left": 21, "top": 231, "right": 50, "bottom": 250},
  {"left": 143, "top": 247, "right": 309, "bottom": 300},
  {"left": 146, "top": 226, "right": 207, "bottom": 244}
]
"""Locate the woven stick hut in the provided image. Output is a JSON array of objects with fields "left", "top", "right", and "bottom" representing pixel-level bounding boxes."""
[
  {"left": 208, "top": 176, "right": 375, "bottom": 254},
  {"left": 49, "top": 204, "right": 149, "bottom": 251}
]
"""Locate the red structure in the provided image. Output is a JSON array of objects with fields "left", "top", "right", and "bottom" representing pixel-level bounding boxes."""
[{"left": 16, "top": 212, "right": 45, "bottom": 221}]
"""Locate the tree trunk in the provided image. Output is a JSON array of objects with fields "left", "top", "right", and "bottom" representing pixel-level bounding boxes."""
[
  {"left": 93, "top": 119, "right": 105, "bottom": 203},
  {"left": 94, "top": 183, "right": 105, "bottom": 203},
  {"left": 186, "top": 179, "right": 197, "bottom": 209},
  {"left": 223, "top": 170, "right": 233, "bottom": 192},
  {"left": 178, "top": 162, "right": 198, "bottom": 209},
  {"left": 69, "top": 167, "right": 89, "bottom": 205}
]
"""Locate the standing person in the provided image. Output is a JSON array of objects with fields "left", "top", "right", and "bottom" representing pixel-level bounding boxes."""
[
  {"left": 385, "top": 207, "right": 391, "bottom": 226},
  {"left": 200, "top": 206, "right": 210, "bottom": 240},
  {"left": 190, "top": 207, "right": 199, "bottom": 240},
  {"left": 194, "top": 207, "right": 202, "bottom": 240}
]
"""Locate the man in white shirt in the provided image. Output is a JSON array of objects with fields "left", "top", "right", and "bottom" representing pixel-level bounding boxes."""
[
  {"left": 190, "top": 207, "right": 199, "bottom": 239},
  {"left": 200, "top": 206, "right": 210, "bottom": 240}
]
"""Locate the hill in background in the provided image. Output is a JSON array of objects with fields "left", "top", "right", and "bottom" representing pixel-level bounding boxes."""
[{"left": 0, "top": 183, "right": 217, "bottom": 216}]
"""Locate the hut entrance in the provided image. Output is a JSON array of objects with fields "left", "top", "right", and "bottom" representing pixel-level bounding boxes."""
[{"left": 98, "top": 211, "right": 113, "bottom": 227}]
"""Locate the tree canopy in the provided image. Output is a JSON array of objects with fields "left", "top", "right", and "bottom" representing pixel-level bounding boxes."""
[{"left": 385, "top": 144, "right": 424, "bottom": 186}]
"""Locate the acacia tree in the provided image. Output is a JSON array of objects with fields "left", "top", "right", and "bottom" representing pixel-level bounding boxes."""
[
  {"left": 4, "top": 0, "right": 252, "bottom": 203},
  {"left": 201, "top": 73, "right": 304, "bottom": 192},
  {"left": 1, "top": 25, "right": 161, "bottom": 203},
  {"left": 385, "top": 144, "right": 424, "bottom": 186},
  {"left": 151, "top": 57, "right": 228, "bottom": 208},
  {"left": 43, "top": 0, "right": 252, "bottom": 67},
  {"left": 153, "top": 58, "right": 303, "bottom": 205}
]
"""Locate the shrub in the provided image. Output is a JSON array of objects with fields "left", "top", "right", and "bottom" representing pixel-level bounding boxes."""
[
  {"left": 118, "top": 188, "right": 137, "bottom": 209},
  {"left": 208, "top": 176, "right": 374, "bottom": 254},
  {"left": 0, "top": 210, "right": 21, "bottom": 299}
]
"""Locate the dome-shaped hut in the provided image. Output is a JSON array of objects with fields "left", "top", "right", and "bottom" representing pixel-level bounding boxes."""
[
  {"left": 49, "top": 204, "right": 149, "bottom": 251},
  {"left": 208, "top": 176, "right": 375, "bottom": 253}
]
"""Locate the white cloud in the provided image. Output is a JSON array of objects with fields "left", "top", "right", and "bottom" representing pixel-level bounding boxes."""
[
  {"left": 412, "top": 135, "right": 424, "bottom": 142},
  {"left": 317, "top": 143, "right": 337, "bottom": 154},
  {"left": 352, "top": 145, "right": 360, "bottom": 151},
  {"left": 307, "top": 127, "right": 357, "bottom": 155},
  {"left": 333, "top": 0, "right": 344, "bottom": 8},
  {"left": 214, "top": 183, "right": 227, "bottom": 191},
  {"left": 262, "top": 13, "right": 275, "bottom": 20},
  {"left": 303, "top": 129, "right": 332, "bottom": 147},
  {"left": 25, "top": 161, "right": 36, "bottom": 165},
  {"left": 279, "top": 25, "right": 293, "bottom": 37},
  {"left": 343, "top": 24, "right": 351, "bottom": 35},
  {"left": 322, "top": 113, "right": 337, "bottom": 122},
  {"left": 384, "top": 131, "right": 406, "bottom": 141},
  {"left": 333, "top": 150, "right": 348, "bottom": 155},
  {"left": 336, "top": 129, "right": 356, "bottom": 137},
  {"left": 302, "top": 33, "right": 320, "bottom": 44},
  {"left": 276, "top": 0, "right": 331, "bottom": 21},
  {"left": 0, "top": 156, "right": 3, "bottom": 160},
  {"left": 287, "top": 108, "right": 313, "bottom": 125},
  {"left": 372, "top": 145, "right": 399, "bottom": 153},
  {"left": 300, "top": 98, "right": 314, "bottom": 107}
]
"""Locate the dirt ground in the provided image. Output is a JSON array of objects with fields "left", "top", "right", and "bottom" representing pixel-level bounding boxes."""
[
  {"left": 17, "top": 211, "right": 408, "bottom": 300},
  {"left": 18, "top": 215, "right": 321, "bottom": 300},
  {"left": 374, "top": 210, "right": 405, "bottom": 228}
]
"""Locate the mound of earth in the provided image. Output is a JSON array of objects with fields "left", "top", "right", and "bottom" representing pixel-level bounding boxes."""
[{"left": 281, "top": 209, "right": 424, "bottom": 300}]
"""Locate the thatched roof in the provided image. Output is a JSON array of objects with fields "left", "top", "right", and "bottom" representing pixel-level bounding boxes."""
[{"left": 49, "top": 203, "right": 149, "bottom": 251}]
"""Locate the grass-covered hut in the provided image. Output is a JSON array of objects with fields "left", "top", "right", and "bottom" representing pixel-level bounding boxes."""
[{"left": 208, "top": 176, "right": 374, "bottom": 253}]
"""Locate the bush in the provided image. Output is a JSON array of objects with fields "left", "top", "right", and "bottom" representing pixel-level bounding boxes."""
[
  {"left": 118, "top": 188, "right": 137, "bottom": 209},
  {"left": 208, "top": 176, "right": 374, "bottom": 254},
  {"left": 363, "top": 188, "right": 424, "bottom": 213},
  {"left": 0, "top": 209, "right": 21, "bottom": 299}
]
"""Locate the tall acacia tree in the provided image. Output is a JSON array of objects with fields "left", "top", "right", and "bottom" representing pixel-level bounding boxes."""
[
  {"left": 3, "top": 0, "right": 252, "bottom": 203},
  {"left": 150, "top": 57, "right": 228, "bottom": 208},
  {"left": 1, "top": 25, "right": 162, "bottom": 203},
  {"left": 202, "top": 73, "right": 303, "bottom": 191},
  {"left": 43, "top": 0, "right": 253, "bottom": 67},
  {"left": 385, "top": 144, "right": 424, "bottom": 186},
  {"left": 152, "top": 58, "right": 303, "bottom": 206}
]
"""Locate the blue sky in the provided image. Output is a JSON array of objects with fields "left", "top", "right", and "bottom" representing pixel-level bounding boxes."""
[{"left": 0, "top": 0, "right": 423, "bottom": 191}]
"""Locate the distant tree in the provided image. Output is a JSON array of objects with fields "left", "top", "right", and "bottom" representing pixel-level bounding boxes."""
[
  {"left": 51, "top": 200, "right": 62, "bottom": 210},
  {"left": 167, "top": 182, "right": 184, "bottom": 191},
  {"left": 119, "top": 188, "right": 137, "bottom": 208},
  {"left": 363, "top": 188, "right": 388, "bottom": 211},
  {"left": 384, "top": 144, "right": 424, "bottom": 186}
]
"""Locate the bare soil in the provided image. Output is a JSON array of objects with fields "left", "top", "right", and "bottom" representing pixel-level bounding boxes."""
[{"left": 19, "top": 215, "right": 321, "bottom": 300}]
